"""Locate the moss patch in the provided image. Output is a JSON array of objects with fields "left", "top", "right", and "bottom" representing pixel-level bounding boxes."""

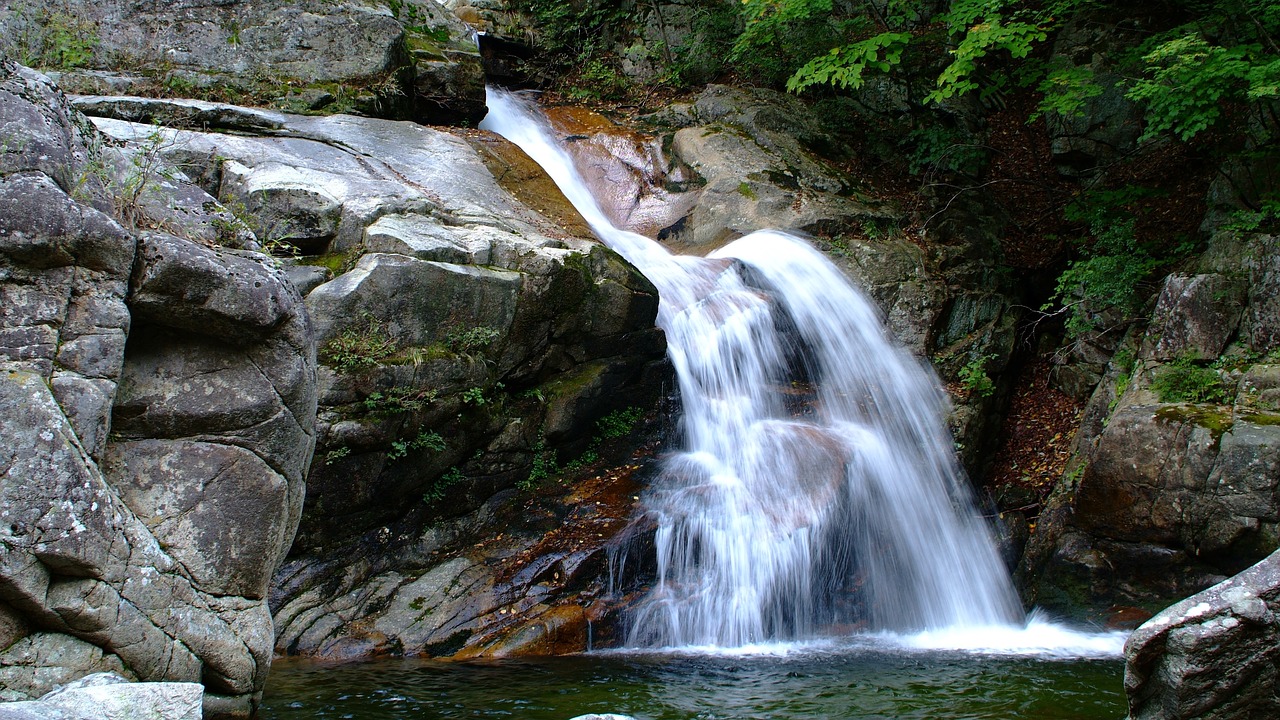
[
  {"left": 544, "top": 361, "right": 608, "bottom": 400},
  {"left": 297, "top": 252, "right": 354, "bottom": 276},
  {"left": 1155, "top": 404, "right": 1235, "bottom": 441}
]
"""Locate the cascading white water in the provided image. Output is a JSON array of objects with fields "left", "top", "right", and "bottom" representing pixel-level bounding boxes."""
[{"left": 480, "top": 88, "right": 1101, "bottom": 652}]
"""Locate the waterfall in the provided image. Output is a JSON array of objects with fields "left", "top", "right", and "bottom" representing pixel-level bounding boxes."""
[{"left": 480, "top": 89, "right": 1028, "bottom": 648}]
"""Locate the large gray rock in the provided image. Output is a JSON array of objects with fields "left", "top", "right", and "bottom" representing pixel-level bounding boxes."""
[
  {"left": 1125, "top": 549, "right": 1280, "bottom": 720},
  {"left": 641, "top": 85, "right": 887, "bottom": 250},
  {"left": 1, "top": 62, "right": 315, "bottom": 718},
  {"left": 0, "top": 0, "right": 484, "bottom": 124},
  {"left": 1142, "top": 274, "right": 1245, "bottom": 362},
  {"left": 0, "top": 672, "right": 202, "bottom": 720},
  {"left": 1201, "top": 234, "right": 1280, "bottom": 353}
]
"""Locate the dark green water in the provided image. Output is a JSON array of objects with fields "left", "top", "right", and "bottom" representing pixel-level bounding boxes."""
[{"left": 259, "top": 646, "right": 1126, "bottom": 719}]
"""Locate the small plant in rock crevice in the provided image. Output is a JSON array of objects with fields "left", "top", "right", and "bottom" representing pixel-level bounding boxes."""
[
  {"left": 461, "top": 386, "right": 488, "bottom": 406},
  {"left": 388, "top": 430, "right": 445, "bottom": 460},
  {"left": 521, "top": 436, "right": 557, "bottom": 491},
  {"left": 321, "top": 315, "right": 399, "bottom": 374},
  {"left": 360, "top": 387, "right": 439, "bottom": 416},
  {"left": 423, "top": 466, "right": 466, "bottom": 504},
  {"left": 959, "top": 354, "right": 998, "bottom": 398},
  {"left": 323, "top": 446, "right": 351, "bottom": 465},
  {"left": 5, "top": 0, "right": 99, "bottom": 70},
  {"left": 596, "top": 406, "right": 644, "bottom": 440},
  {"left": 1152, "top": 355, "right": 1231, "bottom": 404},
  {"left": 519, "top": 406, "right": 647, "bottom": 490},
  {"left": 445, "top": 326, "right": 501, "bottom": 354}
]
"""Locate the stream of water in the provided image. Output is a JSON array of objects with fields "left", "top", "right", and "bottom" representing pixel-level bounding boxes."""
[{"left": 478, "top": 87, "right": 1121, "bottom": 655}]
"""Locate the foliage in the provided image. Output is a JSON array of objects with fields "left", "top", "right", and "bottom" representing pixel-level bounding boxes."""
[
  {"left": 597, "top": 406, "right": 644, "bottom": 440},
  {"left": 902, "top": 124, "right": 987, "bottom": 177},
  {"left": 567, "top": 58, "right": 632, "bottom": 100},
  {"left": 461, "top": 387, "right": 484, "bottom": 405},
  {"left": 1126, "top": 32, "right": 1280, "bottom": 141},
  {"left": 735, "top": 0, "right": 835, "bottom": 52},
  {"left": 72, "top": 127, "right": 178, "bottom": 229},
  {"left": 1152, "top": 356, "right": 1230, "bottom": 404},
  {"left": 1030, "top": 62, "right": 1103, "bottom": 121},
  {"left": 958, "top": 354, "right": 997, "bottom": 398},
  {"left": 5, "top": 1, "right": 99, "bottom": 70},
  {"left": 321, "top": 315, "right": 399, "bottom": 373},
  {"left": 507, "top": 0, "right": 630, "bottom": 62},
  {"left": 730, "top": 0, "right": 872, "bottom": 86},
  {"left": 423, "top": 466, "right": 466, "bottom": 504},
  {"left": 924, "top": 13, "right": 1048, "bottom": 104},
  {"left": 445, "top": 326, "right": 501, "bottom": 354},
  {"left": 728, "top": 0, "right": 1280, "bottom": 151},
  {"left": 1108, "top": 347, "right": 1138, "bottom": 412},
  {"left": 361, "top": 387, "right": 438, "bottom": 416},
  {"left": 787, "top": 32, "right": 912, "bottom": 92},
  {"left": 324, "top": 446, "right": 351, "bottom": 465},
  {"left": 1224, "top": 197, "right": 1280, "bottom": 233},
  {"left": 519, "top": 387, "right": 547, "bottom": 403},
  {"left": 519, "top": 406, "right": 644, "bottom": 490},
  {"left": 648, "top": 1, "right": 741, "bottom": 87},
  {"left": 1049, "top": 227, "right": 1158, "bottom": 338},
  {"left": 388, "top": 430, "right": 446, "bottom": 460},
  {"left": 1043, "top": 187, "right": 1171, "bottom": 338},
  {"left": 748, "top": 0, "right": 1057, "bottom": 104},
  {"left": 522, "top": 437, "right": 557, "bottom": 490}
]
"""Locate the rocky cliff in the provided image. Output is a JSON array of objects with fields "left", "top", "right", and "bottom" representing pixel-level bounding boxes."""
[{"left": 0, "top": 60, "right": 313, "bottom": 718}]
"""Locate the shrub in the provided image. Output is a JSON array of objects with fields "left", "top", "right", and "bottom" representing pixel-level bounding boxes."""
[
  {"left": 361, "top": 387, "right": 438, "bottom": 415},
  {"left": 597, "top": 406, "right": 644, "bottom": 439},
  {"left": 958, "top": 354, "right": 997, "bottom": 398},
  {"left": 6, "top": 1, "right": 99, "bottom": 70},
  {"left": 1152, "top": 356, "right": 1229, "bottom": 404},
  {"left": 423, "top": 466, "right": 465, "bottom": 504}
]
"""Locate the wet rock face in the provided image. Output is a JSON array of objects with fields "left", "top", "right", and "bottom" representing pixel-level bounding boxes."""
[
  {"left": 543, "top": 105, "right": 700, "bottom": 240},
  {"left": 0, "top": 62, "right": 314, "bottom": 718},
  {"left": 0, "top": 0, "right": 485, "bottom": 124},
  {"left": 1124, "top": 549, "right": 1280, "bottom": 720}
]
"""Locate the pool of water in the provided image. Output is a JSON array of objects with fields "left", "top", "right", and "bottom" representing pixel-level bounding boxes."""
[{"left": 259, "top": 643, "right": 1127, "bottom": 719}]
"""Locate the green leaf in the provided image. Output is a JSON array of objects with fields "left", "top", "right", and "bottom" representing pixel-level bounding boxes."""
[{"left": 786, "top": 32, "right": 912, "bottom": 92}]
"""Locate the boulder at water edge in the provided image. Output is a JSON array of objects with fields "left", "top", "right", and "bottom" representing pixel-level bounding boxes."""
[
  {"left": 1019, "top": 232, "right": 1280, "bottom": 623},
  {"left": 0, "top": 672, "right": 202, "bottom": 720},
  {"left": 1124, "top": 548, "right": 1280, "bottom": 719}
]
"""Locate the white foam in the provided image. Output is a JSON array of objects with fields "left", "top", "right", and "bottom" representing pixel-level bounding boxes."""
[{"left": 882, "top": 615, "right": 1129, "bottom": 658}]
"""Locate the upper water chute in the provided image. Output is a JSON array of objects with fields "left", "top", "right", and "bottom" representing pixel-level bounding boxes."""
[{"left": 480, "top": 87, "right": 1025, "bottom": 648}]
